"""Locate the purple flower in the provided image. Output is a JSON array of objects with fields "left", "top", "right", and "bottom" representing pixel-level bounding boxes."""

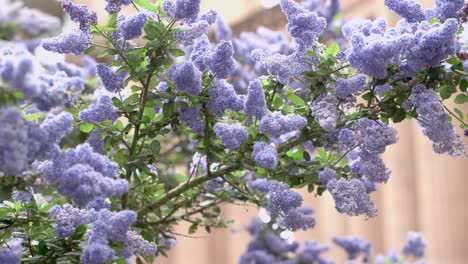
[
  {"left": 280, "top": 0, "right": 327, "bottom": 48},
  {"left": 118, "top": 13, "right": 148, "bottom": 40},
  {"left": 298, "top": 240, "right": 332, "bottom": 264},
  {"left": 104, "top": 0, "right": 132, "bottom": 14},
  {"left": 333, "top": 236, "right": 371, "bottom": 261},
  {"left": 170, "top": 62, "right": 202, "bottom": 95},
  {"left": 312, "top": 94, "right": 339, "bottom": 131},
  {"left": 49, "top": 204, "right": 94, "bottom": 238},
  {"left": 42, "top": 29, "right": 91, "bottom": 56},
  {"left": 335, "top": 75, "right": 367, "bottom": 99},
  {"left": 277, "top": 207, "right": 316, "bottom": 231},
  {"left": 215, "top": 16, "right": 232, "bottom": 41},
  {"left": 96, "top": 64, "right": 124, "bottom": 92},
  {"left": 12, "top": 188, "right": 32, "bottom": 204},
  {"left": 209, "top": 40, "right": 237, "bottom": 79},
  {"left": 259, "top": 111, "right": 307, "bottom": 137},
  {"left": 0, "top": 248, "right": 20, "bottom": 264},
  {"left": 244, "top": 80, "right": 267, "bottom": 123},
  {"left": 81, "top": 240, "right": 115, "bottom": 264},
  {"left": 190, "top": 35, "right": 211, "bottom": 71},
  {"left": 264, "top": 231, "right": 298, "bottom": 254},
  {"left": 434, "top": 0, "right": 465, "bottom": 21},
  {"left": 198, "top": 10, "right": 218, "bottom": 25},
  {"left": 252, "top": 142, "right": 278, "bottom": 169},
  {"left": 207, "top": 79, "right": 244, "bottom": 116},
  {"left": 251, "top": 49, "right": 308, "bottom": 84},
  {"left": 384, "top": 0, "right": 425, "bottom": 23},
  {"left": 327, "top": 178, "right": 377, "bottom": 217},
  {"left": 80, "top": 95, "right": 119, "bottom": 123},
  {"left": 402, "top": 232, "right": 427, "bottom": 257},
  {"left": 61, "top": 0, "right": 98, "bottom": 30},
  {"left": 318, "top": 167, "right": 337, "bottom": 185},
  {"left": 179, "top": 106, "right": 205, "bottom": 134},
  {"left": 86, "top": 129, "right": 105, "bottom": 154},
  {"left": 121, "top": 231, "right": 157, "bottom": 258},
  {"left": 162, "top": 0, "right": 201, "bottom": 21},
  {"left": 213, "top": 123, "right": 249, "bottom": 150},
  {"left": 353, "top": 118, "right": 398, "bottom": 154},
  {"left": 409, "top": 85, "right": 465, "bottom": 156},
  {"left": 176, "top": 20, "right": 209, "bottom": 46},
  {"left": 41, "top": 112, "right": 74, "bottom": 143}
]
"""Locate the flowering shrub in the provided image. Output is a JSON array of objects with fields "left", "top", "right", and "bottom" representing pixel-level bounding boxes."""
[{"left": 0, "top": 0, "right": 467, "bottom": 263}]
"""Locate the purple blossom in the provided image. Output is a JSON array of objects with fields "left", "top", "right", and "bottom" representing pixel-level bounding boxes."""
[
  {"left": 298, "top": 240, "right": 332, "bottom": 264},
  {"left": 41, "top": 112, "right": 74, "bottom": 143},
  {"left": 252, "top": 142, "right": 278, "bottom": 169},
  {"left": 327, "top": 178, "right": 377, "bottom": 217},
  {"left": 96, "top": 64, "right": 124, "bottom": 92},
  {"left": 318, "top": 167, "right": 337, "bottom": 185},
  {"left": 42, "top": 29, "right": 91, "bottom": 56},
  {"left": 410, "top": 85, "right": 465, "bottom": 156},
  {"left": 176, "top": 20, "right": 209, "bottom": 46},
  {"left": 61, "top": 0, "right": 98, "bottom": 30},
  {"left": 104, "top": 0, "right": 132, "bottom": 14},
  {"left": 179, "top": 106, "right": 205, "bottom": 134},
  {"left": 215, "top": 16, "right": 232, "bottom": 41},
  {"left": 118, "top": 13, "right": 148, "bottom": 40},
  {"left": 80, "top": 95, "right": 119, "bottom": 123},
  {"left": 162, "top": 0, "right": 201, "bottom": 21},
  {"left": 264, "top": 231, "right": 298, "bottom": 254},
  {"left": 198, "top": 10, "right": 218, "bottom": 25},
  {"left": 277, "top": 207, "right": 316, "bottom": 231},
  {"left": 12, "top": 188, "right": 32, "bottom": 204},
  {"left": 49, "top": 204, "right": 94, "bottom": 238},
  {"left": 209, "top": 40, "right": 237, "bottom": 79},
  {"left": 81, "top": 240, "right": 115, "bottom": 264},
  {"left": 213, "top": 123, "right": 249, "bottom": 150},
  {"left": 335, "top": 75, "right": 367, "bottom": 99},
  {"left": 86, "top": 129, "right": 105, "bottom": 154},
  {"left": 244, "top": 80, "right": 267, "bottom": 123},
  {"left": 351, "top": 149, "right": 391, "bottom": 184},
  {"left": 190, "top": 35, "right": 211, "bottom": 71},
  {"left": 259, "top": 111, "right": 307, "bottom": 137},
  {"left": 312, "top": 94, "right": 339, "bottom": 131},
  {"left": 207, "top": 79, "right": 244, "bottom": 116},
  {"left": 170, "top": 62, "right": 202, "bottom": 95},
  {"left": 333, "top": 236, "right": 371, "bottom": 261},
  {"left": 121, "top": 231, "right": 157, "bottom": 258},
  {"left": 375, "top": 83, "right": 392, "bottom": 96},
  {"left": 402, "top": 232, "right": 427, "bottom": 257},
  {"left": 16, "top": 7, "right": 61, "bottom": 36},
  {"left": 384, "top": 0, "right": 425, "bottom": 23},
  {"left": 280, "top": 0, "right": 327, "bottom": 48},
  {"left": 0, "top": 248, "right": 20, "bottom": 264},
  {"left": 338, "top": 128, "right": 357, "bottom": 148},
  {"left": 251, "top": 49, "right": 308, "bottom": 84},
  {"left": 434, "top": 0, "right": 465, "bottom": 21}
]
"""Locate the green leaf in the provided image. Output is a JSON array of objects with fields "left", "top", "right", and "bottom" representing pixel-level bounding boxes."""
[
  {"left": 150, "top": 140, "right": 161, "bottom": 155},
  {"left": 460, "top": 79, "right": 468, "bottom": 93},
  {"left": 454, "top": 108, "right": 464, "bottom": 120},
  {"left": 454, "top": 94, "right": 468, "bottom": 104},
  {"left": 133, "top": 0, "right": 158, "bottom": 12},
  {"left": 24, "top": 112, "right": 44, "bottom": 121},
  {"left": 169, "top": 48, "right": 186, "bottom": 57},
  {"left": 325, "top": 43, "right": 340, "bottom": 57},
  {"left": 79, "top": 123, "right": 95, "bottom": 133},
  {"left": 392, "top": 109, "right": 406, "bottom": 123},
  {"left": 287, "top": 94, "right": 305, "bottom": 107}
]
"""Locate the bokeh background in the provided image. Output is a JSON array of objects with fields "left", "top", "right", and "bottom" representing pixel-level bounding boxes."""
[{"left": 27, "top": 0, "right": 468, "bottom": 263}]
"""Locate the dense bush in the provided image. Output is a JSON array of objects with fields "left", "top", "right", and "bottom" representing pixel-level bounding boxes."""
[{"left": 0, "top": 0, "right": 467, "bottom": 263}]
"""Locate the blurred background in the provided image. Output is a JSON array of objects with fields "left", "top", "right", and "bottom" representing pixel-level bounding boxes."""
[{"left": 27, "top": 0, "right": 468, "bottom": 263}]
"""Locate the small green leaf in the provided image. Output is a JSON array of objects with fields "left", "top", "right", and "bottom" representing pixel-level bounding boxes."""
[
  {"left": 150, "top": 140, "right": 161, "bottom": 155},
  {"left": 392, "top": 109, "right": 406, "bottom": 123},
  {"left": 454, "top": 94, "right": 468, "bottom": 104},
  {"left": 133, "top": 0, "right": 158, "bottom": 12},
  {"left": 79, "top": 123, "right": 95, "bottom": 133},
  {"left": 287, "top": 94, "right": 305, "bottom": 107},
  {"left": 460, "top": 79, "right": 468, "bottom": 93},
  {"left": 24, "top": 112, "right": 44, "bottom": 121},
  {"left": 325, "top": 43, "right": 340, "bottom": 58},
  {"left": 169, "top": 48, "right": 186, "bottom": 57},
  {"left": 454, "top": 108, "right": 464, "bottom": 120}
]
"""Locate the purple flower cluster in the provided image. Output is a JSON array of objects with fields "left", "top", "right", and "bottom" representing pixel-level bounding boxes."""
[
  {"left": 97, "top": 64, "right": 125, "bottom": 92},
  {"left": 104, "top": 0, "right": 132, "bottom": 14},
  {"left": 170, "top": 62, "right": 202, "bottom": 95},
  {"left": 298, "top": 240, "right": 332, "bottom": 264},
  {"left": 249, "top": 178, "right": 315, "bottom": 231},
  {"left": 176, "top": 20, "right": 209, "bottom": 46},
  {"left": 327, "top": 177, "right": 377, "bottom": 217},
  {"left": 332, "top": 236, "right": 371, "bottom": 261},
  {"left": 215, "top": 16, "right": 232, "bottom": 41},
  {"left": 80, "top": 95, "right": 119, "bottom": 123},
  {"left": 208, "top": 40, "right": 237, "bottom": 78},
  {"left": 259, "top": 111, "right": 307, "bottom": 137},
  {"left": 434, "top": 0, "right": 465, "bottom": 21},
  {"left": 162, "top": 0, "right": 201, "bottom": 21},
  {"left": 121, "top": 231, "right": 157, "bottom": 258},
  {"left": 312, "top": 94, "right": 339, "bottom": 131},
  {"left": 279, "top": 0, "right": 327, "bottom": 48},
  {"left": 244, "top": 80, "right": 268, "bottom": 123},
  {"left": 179, "top": 106, "right": 205, "bottom": 134},
  {"left": 335, "top": 74, "right": 367, "bottom": 99},
  {"left": 402, "top": 232, "right": 427, "bottom": 257},
  {"left": 118, "top": 13, "right": 148, "bottom": 40},
  {"left": 42, "top": 29, "right": 91, "bottom": 56},
  {"left": 61, "top": 0, "right": 98, "bottom": 30},
  {"left": 49, "top": 204, "right": 95, "bottom": 238},
  {"left": 251, "top": 49, "right": 308, "bottom": 84},
  {"left": 39, "top": 144, "right": 128, "bottom": 207},
  {"left": 0, "top": 248, "right": 20, "bottom": 264},
  {"left": 384, "top": 0, "right": 425, "bottom": 23},
  {"left": 409, "top": 85, "right": 465, "bottom": 156},
  {"left": 207, "top": 79, "right": 244, "bottom": 116},
  {"left": 213, "top": 122, "right": 249, "bottom": 150},
  {"left": 252, "top": 142, "right": 278, "bottom": 169}
]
